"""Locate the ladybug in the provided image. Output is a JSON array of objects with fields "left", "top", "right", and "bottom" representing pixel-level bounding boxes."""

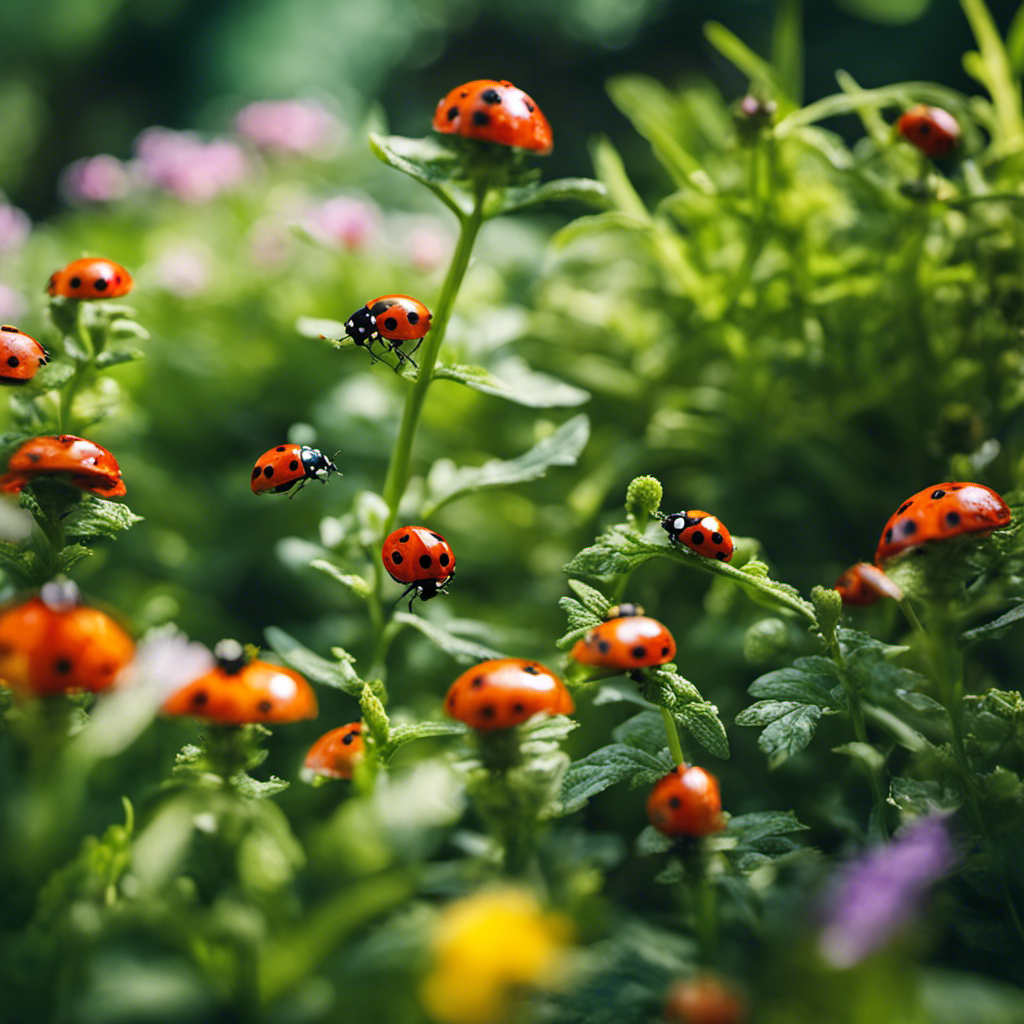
[
  {"left": 571, "top": 615, "right": 676, "bottom": 670},
  {"left": 46, "top": 257, "right": 133, "bottom": 300},
  {"left": 162, "top": 639, "right": 318, "bottom": 725},
  {"left": 834, "top": 562, "right": 901, "bottom": 606},
  {"left": 303, "top": 722, "right": 365, "bottom": 780},
  {"left": 381, "top": 525, "right": 455, "bottom": 609},
  {"left": 875, "top": 481, "right": 1011, "bottom": 564},
  {"left": 251, "top": 444, "right": 339, "bottom": 496},
  {"left": 664, "top": 975, "right": 748, "bottom": 1024},
  {"left": 0, "top": 581, "right": 134, "bottom": 697},
  {"left": 896, "top": 105, "right": 961, "bottom": 159},
  {"left": 661, "top": 510, "right": 734, "bottom": 562},
  {"left": 0, "top": 325, "right": 49, "bottom": 385},
  {"left": 344, "top": 295, "right": 432, "bottom": 368},
  {"left": 432, "top": 79, "right": 553, "bottom": 154},
  {"left": 445, "top": 658, "right": 574, "bottom": 731},
  {"left": 0, "top": 434, "right": 126, "bottom": 498},
  {"left": 646, "top": 765, "right": 724, "bottom": 838}
]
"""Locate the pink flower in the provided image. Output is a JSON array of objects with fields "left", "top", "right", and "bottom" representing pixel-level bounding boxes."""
[
  {"left": 303, "top": 195, "right": 381, "bottom": 251},
  {"left": 235, "top": 99, "right": 343, "bottom": 156},
  {"left": 0, "top": 203, "right": 31, "bottom": 253},
  {"left": 0, "top": 285, "right": 27, "bottom": 320},
  {"left": 134, "top": 127, "right": 252, "bottom": 203},
  {"left": 148, "top": 243, "right": 213, "bottom": 296},
  {"left": 59, "top": 155, "right": 131, "bottom": 205},
  {"left": 396, "top": 215, "right": 455, "bottom": 272}
]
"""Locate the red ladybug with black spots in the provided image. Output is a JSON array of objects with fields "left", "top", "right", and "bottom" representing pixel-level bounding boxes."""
[
  {"left": 647, "top": 765, "right": 724, "bottom": 838},
  {"left": 571, "top": 615, "right": 676, "bottom": 670},
  {"left": 661, "top": 510, "right": 734, "bottom": 562},
  {"left": 381, "top": 525, "right": 455, "bottom": 609},
  {"left": 444, "top": 658, "right": 574, "bottom": 731},
  {"left": 344, "top": 294, "right": 431, "bottom": 368},
  {"left": 46, "top": 258, "right": 133, "bottom": 300},
  {"left": 432, "top": 79, "right": 553, "bottom": 154},
  {"left": 896, "top": 105, "right": 961, "bottom": 159},
  {"left": 251, "top": 444, "right": 339, "bottom": 496},
  {"left": 0, "top": 325, "right": 49, "bottom": 384}
]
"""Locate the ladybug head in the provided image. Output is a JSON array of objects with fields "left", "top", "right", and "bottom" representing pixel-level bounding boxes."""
[
  {"left": 344, "top": 307, "right": 376, "bottom": 346},
  {"left": 213, "top": 638, "right": 248, "bottom": 675}
]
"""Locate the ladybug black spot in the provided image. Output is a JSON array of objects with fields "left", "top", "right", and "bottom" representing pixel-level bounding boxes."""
[
  {"left": 472, "top": 111, "right": 490, "bottom": 126},
  {"left": 7, "top": 356, "right": 18, "bottom": 367},
  {"left": 407, "top": 311, "right": 419, "bottom": 324},
  {"left": 447, "top": 106, "right": 459, "bottom": 121},
  {"left": 481, "top": 88, "right": 502, "bottom": 104},
  {"left": 257, "top": 699, "right": 273, "bottom": 713},
  {"left": 399, "top": 534, "right": 410, "bottom": 543},
  {"left": 513, "top": 701, "right": 525, "bottom": 713},
  {"left": 342, "top": 732, "right": 355, "bottom": 745},
  {"left": 525, "top": 100, "right": 535, "bottom": 112},
  {"left": 192, "top": 690, "right": 209, "bottom": 706},
  {"left": 597, "top": 639, "right": 611, "bottom": 654},
  {"left": 439, "top": 552, "right": 450, "bottom": 567},
  {"left": 884, "top": 528, "right": 893, "bottom": 544},
  {"left": 661, "top": 646, "right": 670, "bottom": 656},
  {"left": 901, "top": 520, "right": 918, "bottom": 537},
  {"left": 631, "top": 645, "right": 647, "bottom": 660},
  {"left": 431, "top": 532, "right": 444, "bottom": 540},
  {"left": 919, "top": 121, "right": 931, "bottom": 134},
  {"left": 946, "top": 511, "right": 961, "bottom": 526},
  {"left": 712, "top": 532, "right": 723, "bottom": 544},
  {"left": 471, "top": 675, "right": 485, "bottom": 688},
  {"left": 391, "top": 552, "right": 403, "bottom": 565},
  {"left": 69, "top": 276, "right": 82, "bottom": 289},
  {"left": 263, "top": 466, "right": 274, "bottom": 478},
  {"left": 93, "top": 278, "right": 108, "bottom": 291},
  {"left": 383, "top": 317, "right": 398, "bottom": 332},
  {"left": 0, "top": 325, "right": 14, "bottom": 332},
  {"left": 251, "top": 466, "right": 261, "bottom": 479},
  {"left": 289, "top": 460, "right": 299, "bottom": 471},
  {"left": 54, "top": 657, "right": 73, "bottom": 674},
  {"left": 27, "top": 453, "right": 40, "bottom": 462},
  {"left": 668, "top": 796, "right": 681, "bottom": 809},
  {"left": 691, "top": 531, "right": 704, "bottom": 545},
  {"left": 716, "top": 552, "right": 727, "bottom": 561},
  {"left": 523, "top": 665, "right": 540, "bottom": 675},
  {"left": 448, "top": 693, "right": 457, "bottom": 708},
  {"left": 898, "top": 501, "right": 912, "bottom": 514},
  {"left": 931, "top": 489, "right": 946, "bottom": 500},
  {"left": 480, "top": 704, "right": 496, "bottom": 719},
  {"left": 419, "top": 554, "right": 432, "bottom": 569},
  {"left": 276, "top": 446, "right": 286, "bottom": 452}
]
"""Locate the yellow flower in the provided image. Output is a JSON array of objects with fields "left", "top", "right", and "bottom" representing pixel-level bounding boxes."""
[{"left": 420, "top": 887, "right": 571, "bottom": 1024}]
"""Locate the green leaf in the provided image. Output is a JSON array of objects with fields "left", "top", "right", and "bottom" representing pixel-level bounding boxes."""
[
  {"left": 555, "top": 596, "right": 603, "bottom": 650},
  {"left": 756, "top": 705, "right": 823, "bottom": 768},
  {"left": 393, "top": 612, "right": 507, "bottom": 664},
  {"left": 961, "top": 601, "right": 1024, "bottom": 645},
  {"left": 1009, "top": 2, "right": 1024, "bottom": 75},
  {"left": 264, "top": 626, "right": 363, "bottom": 696},
  {"left": 771, "top": 0, "right": 803, "bottom": 103},
  {"left": 434, "top": 359, "right": 590, "bottom": 408},
  {"left": 55, "top": 543, "right": 93, "bottom": 573},
  {"left": 381, "top": 720, "right": 466, "bottom": 760},
  {"left": 0, "top": 540, "right": 43, "bottom": 582},
  {"left": 563, "top": 524, "right": 816, "bottom": 622},
  {"left": 558, "top": 743, "right": 672, "bottom": 814},
  {"left": 960, "top": 0, "right": 1024, "bottom": 147},
  {"left": 107, "top": 318, "right": 150, "bottom": 340},
  {"left": 835, "top": 0, "right": 932, "bottom": 24},
  {"left": 748, "top": 657, "right": 842, "bottom": 706},
  {"left": 369, "top": 133, "right": 473, "bottom": 217},
  {"left": 62, "top": 496, "right": 143, "bottom": 539},
  {"left": 95, "top": 347, "right": 145, "bottom": 369},
  {"left": 296, "top": 315, "right": 348, "bottom": 339},
  {"left": 567, "top": 579, "right": 611, "bottom": 617},
  {"left": 309, "top": 558, "right": 370, "bottom": 598},
  {"left": 589, "top": 133, "right": 654, "bottom": 217},
  {"left": 676, "top": 702, "right": 730, "bottom": 759},
  {"left": 641, "top": 666, "right": 730, "bottom": 759},
  {"left": 234, "top": 774, "right": 290, "bottom": 799},
  {"left": 703, "top": 22, "right": 796, "bottom": 112},
  {"left": 21, "top": 361, "right": 75, "bottom": 394},
  {"left": 489, "top": 176, "right": 608, "bottom": 216},
  {"left": 889, "top": 776, "right": 962, "bottom": 817},
  {"left": 423, "top": 414, "right": 590, "bottom": 516},
  {"left": 735, "top": 699, "right": 806, "bottom": 727}
]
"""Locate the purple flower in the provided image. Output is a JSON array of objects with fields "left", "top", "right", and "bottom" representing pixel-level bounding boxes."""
[
  {"left": 818, "top": 814, "right": 956, "bottom": 967},
  {"left": 235, "top": 99, "right": 343, "bottom": 156},
  {"left": 134, "top": 127, "right": 251, "bottom": 203},
  {"left": 59, "top": 154, "right": 131, "bottom": 205},
  {"left": 0, "top": 203, "right": 31, "bottom": 253}
]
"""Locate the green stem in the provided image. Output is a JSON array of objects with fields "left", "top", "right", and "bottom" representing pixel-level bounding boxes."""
[
  {"left": 661, "top": 706, "right": 685, "bottom": 766},
  {"left": 58, "top": 304, "right": 96, "bottom": 434},
  {"left": 679, "top": 840, "right": 718, "bottom": 964}
]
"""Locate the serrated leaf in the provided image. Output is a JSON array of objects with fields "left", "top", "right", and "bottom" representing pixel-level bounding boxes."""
[
  {"left": 55, "top": 543, "right": 92, "bottom": 573},
  {"left": 382, "top": 720, "right": 466, "bottom": 759},
  {"left": 556, "top": 596, "right": 603, "bottom": 650},
  {"left": 567, "top": 578, "right": 611, "bottom": 616},
  {"left": 758, "top": 705, "right": 823, "bottom": 767},
  {"left": 309, "top": 558, "right": 370, "bottom": 598},
  {"left": 961, "top": 602, "right": 1024, "bottom": 645},
  {"left": 95, "top": 347, "right": 145, "bottom": 369},
  {"left": 107, "top": 319, "right": 150, "bottom": 340},
  {"left": 369, "top": 133, "right": 473, "bottom": 217},
  {"left": 264, "top": 626, "right": 363, "bottom": 695},
  {"left": 62, "top": 497, "right": 143, "bottom": 539},
  {"left": 676, "top": 702, "right": 730, "bottom": 759},
  {"left": 434, "top": 359, "right": 590, "bottom": 408},
  {"left": 723, "top": 810, "right": 809, "bottom": 846},
  {"left": 563, "top": 524, "right": 815, "bottom": 622},
  {"left": 889, "top": 776, "right": 962, "bottom": 816},
  {"left": 0, "top": 540, "right": 42, "bottom": 579},
  {"left": 735, "top": 699, "right": 805, "bottom": 727},
  {"left": 748, "top": 657, "right": 841, "bottom": 706},
  {"left": 234, "top": 774, "right": 290, "bottom": 799},
  {"left": 21, "top": 361, "right": 76, "bottom": 394},
  {"left": 489, "top": 176, "right": 608, "bottom": 216},
  {"left": 393, "top": 612, "right": 506, "bottom": 664},
  {"left": 423, "top": 414, "right": 590, "bottom": 516},
  {"left": 613, "top": 710, "right": 672, "bottom": 753},
  {"left": 558, "top": 743, "right": 671, "bottom": 814}
]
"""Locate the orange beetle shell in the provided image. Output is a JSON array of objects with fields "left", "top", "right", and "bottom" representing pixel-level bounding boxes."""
[
  {"left": 834, "top": 562, "right": 902, "bottom": 606},
  {"left": 0, "top": 434, "right": 126, "bottom": 498},
  {"left": 646, "top": 765, "right": 724, "bottom": 838},
  {"left": 365, "top": 295, "right": 432, "bottom": 343},
  {"left": 875, "top": 481, "right": 1010, "bottom": 564},
  {"left": 664, "top": 975, "right": 748, "bottom": 1024},
  {"left": 303, "top": 722, "right": 365, "bottom": 779},
  {"left": 432, "top": 79, "right": 553, "bottom": 154},
  {"left": 46, "top": 258, "right": 134, "bottom": 300},
  {"left": 163, "top": 659, "right": 318, "bottom": 724},
  {"left": 0, "top": 596, "right": 134, "bottom": 696},
  {"left": 0, "top": 325, "right": 49, "bottom": 384},
  {"left": 896, "top": 105, "right": 960, "bottom": 159},
  {"left": 445, "top": 658, "right": 574, "bottom": 731},
  {"left": 571, "top": 615, "right": 676, "bottom": 669}
]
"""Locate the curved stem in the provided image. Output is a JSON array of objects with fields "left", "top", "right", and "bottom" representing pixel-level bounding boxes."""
[{"left": 661, "top": 706, "right": 685, "bottom": 766}]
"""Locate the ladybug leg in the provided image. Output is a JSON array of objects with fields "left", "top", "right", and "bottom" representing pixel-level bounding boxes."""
[
  {"left": 286, "top": 477, "right": 310, "bottom": 500},
  {"left": 393, "top": 583, "right": 420, "bottom": 613},
  {"left": 388, "top": 342, "right": 419, "bottom": 372}
]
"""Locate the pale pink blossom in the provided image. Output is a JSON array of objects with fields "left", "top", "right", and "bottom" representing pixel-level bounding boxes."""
[
  {"left": 59, "top": 154, "right": 132, "bottom": 205},
  {"left": 0, "top": 203, "right": 31, "bottom": 253},
  {"left": 398, "top": 215, "right": 455, "bottom": 272},
  {"left": 0, "top": 284, "right": 27, "bottom": 320},
  {"left": 235, "top": 99, "right": 344, "bottom": 156},
  {"left": 134, "top": 127, "right": 252, "bottom": 203},
  {"left": 148, "top": 243, "right": 213, "bottom": 296},
  {"left": 303, "top": 195, "right": 381, "bottom": 251}
]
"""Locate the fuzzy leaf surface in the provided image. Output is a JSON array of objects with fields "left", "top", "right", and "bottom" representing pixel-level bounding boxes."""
[
  {"left": 264, "top": 626, "right": 363, "bottom": 695},
  {"left": 434, "top": 360, "right": 590, "bottom": 407}
]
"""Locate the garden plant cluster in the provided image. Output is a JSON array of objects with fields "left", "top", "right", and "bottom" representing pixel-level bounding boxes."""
[{"left": 5, "top": 2, "right": 1024, "bottom": 1022}]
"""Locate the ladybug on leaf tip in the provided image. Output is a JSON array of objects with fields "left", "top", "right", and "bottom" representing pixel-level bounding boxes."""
[
  {"left": 647, "top": 764, "right": 724, "bottom": 838},
  {"left": 445, "top": 658, "right": 573, "bottom": 731},
  {"left": 343, "top": 294, "right": 431, "bottom": 370},
  {"left": 432, "top": 79, "right": 552, "bottom": 154},
  {"left": 46, "top": 257, "right": 133, "bottom": 300},
  {"left": 251, "top": 444, "right": 339, "bottom": 496},
  {"left": 381, "top": 525, "right": 455, "bottom": 610},
  {"left": 571, "top": 614, "right": 676, "bottom": 670},
  {"left": 660, "top": 509, "right": 734, "bottom": 562}
]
